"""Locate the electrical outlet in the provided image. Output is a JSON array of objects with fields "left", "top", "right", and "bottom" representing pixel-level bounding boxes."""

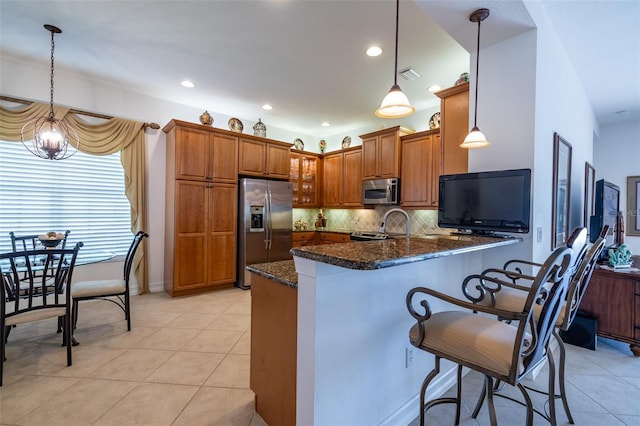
[
  {"left": 405, "top": 345, "right": 415, "bottom": 368},
  {"left": 537, "top": 226, "right": 543, "bottom": 243}
]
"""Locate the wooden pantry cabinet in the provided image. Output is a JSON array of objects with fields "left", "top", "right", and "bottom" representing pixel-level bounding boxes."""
[
  {"left": 290, "top": 150, "right": 321, "bottom": 208},
  {"left": 239, "top": 137, "right": 291, "bottom": 179},
  {"left": 401, "top": 130, "right": 440, "bottom": 208},
  {"left": 360, "top": 126, "right": 413, "bottom": 180},
  {"left": 322, "top": 147, "right": 363, "bottom": 208},
  {"left": 164, "top": 120, "right": 238, "bottom": 296},
  {"left": 435, "top": 82, "right": 469, "bottom": 175},
  {"left": 400, "top": 84, "right": 469, "bottom": 209}
]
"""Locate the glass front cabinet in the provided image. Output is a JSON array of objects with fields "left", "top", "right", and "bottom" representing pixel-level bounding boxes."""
[{"left": 290, "top": 150, "right": 320, "bottom": 208}]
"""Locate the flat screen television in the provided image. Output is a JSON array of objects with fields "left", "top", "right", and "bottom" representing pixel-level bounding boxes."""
[
  {"left": 590, "top": 179, "right": 619, "bottom": 247},
  {"left": 438, "top": 168, "right": 532, "bottom": 235}
]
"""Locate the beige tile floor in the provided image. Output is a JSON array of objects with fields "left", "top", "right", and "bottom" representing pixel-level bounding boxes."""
[
  {"left": 0, "top": 288, "right": 265, "bottom": 426},
  {"left": 1, "top": 288, "right": 639, "bottom": 425}
]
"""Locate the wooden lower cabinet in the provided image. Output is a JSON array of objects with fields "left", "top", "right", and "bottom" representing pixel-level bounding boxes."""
[
  {"left": 251, "top": 273, "right": 297, "bottom": 426},
  {"left": 580, "top": 257, "right": 640, "bottom": 356},
  {"left": 292, "top": 231, "right": 316, "bottom": 247},
  {"left": 165, "top": 181, "right": 237, "bottom": 296},
  {"left": 317, "top": 232, "right": 350, "bottom": 244},
  {"left": 293, "top": 231, "right": 350, "bottom": 247}
]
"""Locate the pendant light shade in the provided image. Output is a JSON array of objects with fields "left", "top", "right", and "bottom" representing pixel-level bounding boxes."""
[
  {"left": 461, "top": 8, "right": 490, "bottom": 149},
  {"left": 375, "top": 0, "right": 414, "bottom": 119},
  {"left": 21, "top": 24, "right": 79, "bottom": 160}
]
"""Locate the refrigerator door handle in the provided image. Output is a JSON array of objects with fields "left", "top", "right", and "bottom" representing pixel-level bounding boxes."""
[
  {"left": 267, "top": 190, "right": 273, "bottom": 249},
  {"left": 264, "top": 192, "right": 270, "bottom": 250}
]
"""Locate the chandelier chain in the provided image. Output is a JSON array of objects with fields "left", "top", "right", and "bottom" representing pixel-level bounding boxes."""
[{"left": 48, "top": 28, "right": 56, "bottom": 119}]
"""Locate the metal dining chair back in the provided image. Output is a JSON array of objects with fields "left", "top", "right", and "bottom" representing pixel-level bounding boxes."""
[
  {"left": 71, "top": 231, "right": 148, "bottom": 332},
  {"left": 1, "top": 242, "right": 82, "bottom": 386}
]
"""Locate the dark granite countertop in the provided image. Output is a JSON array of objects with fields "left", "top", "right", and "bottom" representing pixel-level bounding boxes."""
[
  {"left": 247, "top": 260, "right": 298, "bottom": 288},
  {"left": 290, "top": 234, "right": 521, "bottom": 270}
]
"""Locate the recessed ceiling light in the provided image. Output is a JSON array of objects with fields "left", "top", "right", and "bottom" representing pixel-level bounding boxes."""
[
  {"left": 262, "top": 104, "right": 273, "bottom": 110},
  {"left": 180, "top": 80, "right": 195, "bottom": 88},
  {"left": 427, "top": 84, "right": 442, "bottom": 92},
  {"left": 321, "top": 122, "right": 331, "bottom": 127},
  {"left": 366, "top": 46, "right": 383, "bottom": 57}
]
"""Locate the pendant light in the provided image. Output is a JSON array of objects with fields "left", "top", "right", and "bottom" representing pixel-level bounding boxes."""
[
  {"left": 375, "top": 0, "right": 415, "bottom": 118},
  {"left": 461, "top": 8, "right": 490, "bottom": 149},
  {"left": 21, "top": 24, "right": 80, "bottom": 160}
]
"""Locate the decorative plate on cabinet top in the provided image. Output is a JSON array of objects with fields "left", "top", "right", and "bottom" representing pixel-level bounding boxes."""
[
  {"left": 342, "top": 136, "right": 351, "bottom": 149},
  {"left": 294, "top": 138, "right": 304, "bottom": 150},
  {"left": 429, "top": 112, "right": 441, "bottom": 129},
  {"left": 228, "top": 117, "right": 244, "bottom": 133}
]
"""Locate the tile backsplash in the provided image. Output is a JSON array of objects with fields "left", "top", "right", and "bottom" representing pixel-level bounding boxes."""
[{"left": 293, "top": 206, "right": 445, "bottom": 235}]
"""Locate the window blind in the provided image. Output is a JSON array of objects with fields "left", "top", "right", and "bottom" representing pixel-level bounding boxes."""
[{"left": 0, "top": 141, "right": 132, "bottom": 257}]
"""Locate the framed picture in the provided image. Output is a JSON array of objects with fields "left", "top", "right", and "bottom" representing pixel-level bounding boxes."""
[
  {"left": 584, "top": 162, "right": 595, "bottom": 230},
  {"left": 551, "top": 132, "right": 572, "bottom": 249},
  {"left": 627, "top": 175, "right": 640, "bottom": 236}
]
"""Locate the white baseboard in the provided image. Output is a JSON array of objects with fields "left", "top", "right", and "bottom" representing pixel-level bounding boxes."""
[{"left": 379, "top": 364, "right": 463, "bottom": 426}]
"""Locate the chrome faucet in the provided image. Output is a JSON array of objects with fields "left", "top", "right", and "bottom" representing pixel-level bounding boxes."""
[{"left": 379, "top": 208, "right": 411, "bottom": 238}]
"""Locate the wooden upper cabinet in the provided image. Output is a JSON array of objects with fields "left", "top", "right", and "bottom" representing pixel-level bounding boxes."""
[
  {"left": 239, "top": 137, "right": 291, "bottom": 179},
  {"left": 211, "top": 134, "right": 239, "bottom": 181},
  {"left": 290, "top": 150, "right": 321, "bottom": 207},
  {"left": 163, "top": 120, "right": 238, "bottom": 184},
  {"left": 436, "top": 82, "right": 469, "bottom": 176},
  {"left": 343, "top": 148, "right": 363, "bottom": 207},
  {"left": 401, "top": 130, "right": 440, "bottom": 208},
  {"left": 360, "top": 126, "right": 413, "bottom": 180},
  {"left": 322, "top": 152, "right": 343, "bottom": 207},
  {"left": 322, "top": 147, "right": 362, "bottom": 208}
]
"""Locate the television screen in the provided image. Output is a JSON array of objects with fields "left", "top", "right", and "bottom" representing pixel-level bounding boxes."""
[
  {"left": 438, "top": 168, "right": 532, "bottom": 235},
  {"left": 590, "top": 179, "right": 619, "bottom": 247}
]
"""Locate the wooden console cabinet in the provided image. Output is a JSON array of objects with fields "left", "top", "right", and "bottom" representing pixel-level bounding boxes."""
[{"left": 580, "top": 256, "right": 640, "bottom": 356}]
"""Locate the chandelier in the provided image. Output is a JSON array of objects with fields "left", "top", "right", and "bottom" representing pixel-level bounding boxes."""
[
  {"left": 21, "top": 24, "right": 80, "bottom": 160},
  {"left": 375, "top": 0, "right": 415, "bottom": 118},
  {"left": 461, "top": 9, "right": 491, "bottom": 148}
]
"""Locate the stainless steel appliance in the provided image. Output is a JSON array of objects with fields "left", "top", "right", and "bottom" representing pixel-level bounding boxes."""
[
  {"left": 362, "top": 178, "right": 400, "bottom": 205},
  {"left": 237, "top": 178, "right": 293, "bottom": 289}
]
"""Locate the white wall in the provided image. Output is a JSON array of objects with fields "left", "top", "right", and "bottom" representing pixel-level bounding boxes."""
[
  {"left": 593, "top": 120, "right": 640, "bottom": 254},
  {"left": 466, "top": 1, "right": 599, "bottom": 268},
  {"left": 465, "top": 30, "right": 538, "bottom": 269}
]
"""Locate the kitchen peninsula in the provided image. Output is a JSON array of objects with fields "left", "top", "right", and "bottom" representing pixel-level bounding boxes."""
[{"left": 249, "top": 234, "right": 520, "bottom": 426}]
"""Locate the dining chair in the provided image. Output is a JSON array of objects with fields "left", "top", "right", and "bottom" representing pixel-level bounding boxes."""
[
  {"left": 71, "top": 231, "right": 148, "bottom": 332},
  {"left": 1, "top": 242, "right": 82, "bottom": 386},
  {"left": 461, "top": 227, "right": 607, "bottom": 424},
  {"left": 406, "top": 245, "right": 573, "bottom": 426}
]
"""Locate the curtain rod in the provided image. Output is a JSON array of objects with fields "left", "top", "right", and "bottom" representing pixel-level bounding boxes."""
[{"left": 0, "top": 95, "right": 160, "bottom": 130}]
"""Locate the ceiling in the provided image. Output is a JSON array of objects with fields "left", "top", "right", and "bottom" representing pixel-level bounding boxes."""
[{"left": 0, "top": 0, "right": 638, "bottom": 139}]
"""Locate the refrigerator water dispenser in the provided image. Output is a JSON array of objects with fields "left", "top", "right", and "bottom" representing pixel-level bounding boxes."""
[{"left": 250, "top": 206, "right": 264, "bottom": 232}]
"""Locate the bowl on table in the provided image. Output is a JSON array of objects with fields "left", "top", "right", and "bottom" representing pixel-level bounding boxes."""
[{"left": 38, "top": 232, "right": 66, "bottom": 248}]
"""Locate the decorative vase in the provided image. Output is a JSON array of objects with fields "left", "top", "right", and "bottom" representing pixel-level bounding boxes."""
[
  {"left": 253, "top": 118, "right": 267, "bottom": 137},
  {"left": 199, "top": 111, "right": 213, "bottom": 126},
  {"left": 319, "top": 140, "right": 327, "bottom": 153}
]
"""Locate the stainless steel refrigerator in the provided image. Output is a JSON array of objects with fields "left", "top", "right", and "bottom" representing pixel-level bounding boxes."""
[{"left": 237, "top": 178, "right": 293, "bottom": 289}]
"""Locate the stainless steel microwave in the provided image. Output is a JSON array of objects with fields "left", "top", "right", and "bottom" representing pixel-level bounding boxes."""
[{"left": 362, "top": 178, "right": 400, "bottom": 205}]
